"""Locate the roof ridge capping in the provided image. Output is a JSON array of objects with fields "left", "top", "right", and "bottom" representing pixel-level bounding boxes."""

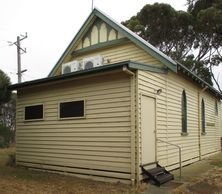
[{"left": 48, "top": 7, "right": 177, "bottom": 77}]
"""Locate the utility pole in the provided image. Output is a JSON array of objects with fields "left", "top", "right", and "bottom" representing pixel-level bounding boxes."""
[
  {"left": 17, "top": 36, "right": 22, "bottom": 83},
  {"left": 9, "top": 33, "right": 28, "bottom": 83},
  {"left": 92, "top": 0, "right": 94, "bottom": 10}
]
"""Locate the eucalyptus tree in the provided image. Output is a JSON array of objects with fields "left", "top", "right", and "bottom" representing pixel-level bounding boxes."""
[{"left": 122, "top": 1, "right": 222, "bottom": 91}]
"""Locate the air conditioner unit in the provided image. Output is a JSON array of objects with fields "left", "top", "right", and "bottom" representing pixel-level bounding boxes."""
[
  {"left": 62, "top": 60, "right": 80, "bottom": 74},
  {"left": 82, "top": 55, "right": 103, "bottom": 70}
]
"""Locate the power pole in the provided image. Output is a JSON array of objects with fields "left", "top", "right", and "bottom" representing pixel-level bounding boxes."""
[
  {"left": 92, "top": 0, "right": 94, "bottom": 10},
  {"left": 9, "top": 33, "right": 28, "bottom": 83}
]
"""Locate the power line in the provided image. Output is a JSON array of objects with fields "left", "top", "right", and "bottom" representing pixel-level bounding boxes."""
[{"left": 8, "top": 33, "right": 28, "bottom": 83}]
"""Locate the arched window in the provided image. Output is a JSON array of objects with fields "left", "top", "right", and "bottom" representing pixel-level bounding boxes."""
[
  {"left": 201, "top": 99, "right": 205, "bottom": 134},
  {"left": 181, "top": 90, "right": 187, "bottom": 134},
  {"left": 215, "top": 100, "right": 218, "bottom": 116}
]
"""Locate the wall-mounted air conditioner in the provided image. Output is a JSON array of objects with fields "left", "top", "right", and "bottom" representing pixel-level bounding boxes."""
[
  {"left": 82, "top": 55, "right": 103, "bottom": 70},
  {"left": 61, "top": 60, "right": 80, "bottom": 74}
]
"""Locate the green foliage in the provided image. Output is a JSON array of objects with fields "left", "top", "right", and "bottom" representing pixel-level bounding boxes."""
[
  {"left": 123, "top": 1, "right": 222, "bottom": 90},
  {"left": 0, "top": 93, "right": 16, "bottom": 133},
  {"left": 0, "top": 70, "right": 11, "bottom": 105},
  {"left": 0, "top": 124, "right": 13, "bottom": 148},
  {"left": 179, "top": 55, "right": 213, "bottom": 84}
]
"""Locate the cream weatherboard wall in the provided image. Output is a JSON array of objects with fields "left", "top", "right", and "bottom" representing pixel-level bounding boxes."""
[
  {"left": 16, "top": 72, "right": 134, "bottom": 183},
  {"left": 137, "top": 69, "right": 222, "bottom": 179},
  {"left": 53, "top": 41, "right": 164, "bottom": 76}
]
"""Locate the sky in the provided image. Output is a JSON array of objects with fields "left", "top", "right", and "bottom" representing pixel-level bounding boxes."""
[{"left": 0, "top": 0, "right": 221, "bottom": 89}]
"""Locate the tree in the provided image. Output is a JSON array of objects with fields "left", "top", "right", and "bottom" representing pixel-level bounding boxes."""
[
  {"left": 0, "top": 70, "right": 14, "bottom": 146},
  {"left": 187, "top": 0, "right": 222, "bottom": 91},
  {"left": 0, "top": 124, "right": 12, "bottom": 148},
  {"left": 122, "top": 1, "right": 222, "bottom": 91},
  {"left": 0, "top": 70, "right": 11, "bottom": 105},
  {"left": 0, "top": 93, "right": 16, "bottom": 140}
]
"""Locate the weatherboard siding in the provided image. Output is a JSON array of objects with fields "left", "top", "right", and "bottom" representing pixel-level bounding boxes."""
[
  {"left": 200, "top": 93, "right": 221, "bottom": 158},
  {"left": 166, "top": 72, "right": 221, "bottom": 166},
  {"left": 137, "top": 70, "right": 168, "bottom": 172},
  {"left": 16, "top": 73, "right": 133, "bottom": 183},
  {"left": 138, "top": 70, "right": 221, "bottom": 176},
  {"left": 53, "top": 42, "right": 164, "bottom": 76}
]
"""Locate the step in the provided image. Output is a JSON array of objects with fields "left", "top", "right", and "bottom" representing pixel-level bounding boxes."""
[
  {"left": 140, "top": 163, "right": 174, "bottom": 186},
  {"left": 155, "top": 173, "right": 174, "bottom": 185},
  {"left": 147, "top": 167, "right": 165, "bottom": 175}
]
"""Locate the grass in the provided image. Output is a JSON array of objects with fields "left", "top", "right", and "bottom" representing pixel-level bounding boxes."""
[
  {"left": 209, "top": 152, "right": 222, "bottom": 167},
  {"left": 0, "top": 147, "right": 141, "bottom": 194},
  {"left": 210, "top": 161, "right": 222, "bottom": 167}
]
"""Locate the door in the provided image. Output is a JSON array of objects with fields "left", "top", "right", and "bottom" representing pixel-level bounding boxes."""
[{"left": 141, "top": 95, "right": 156, "bottom": 165}]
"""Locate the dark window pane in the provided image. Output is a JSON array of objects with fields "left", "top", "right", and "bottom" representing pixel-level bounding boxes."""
[
  {"left": 25, "top": 105, "right": 43, "bottom": 120},
  {"left": 60, "top": 100, "right": 84, "bottom": 118},
  {"left": 215, "top": 101, "right": 218, "bottom": 116},
  {"left": 181, "top": 90, "right": 187, "bottom": 133},
  {"left": 201, "top": 99, "right": 205, "bottom": 133}
]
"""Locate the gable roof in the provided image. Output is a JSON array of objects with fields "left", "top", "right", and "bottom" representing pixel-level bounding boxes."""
[
  {"left": 10, "top": 8, "right": 221, "bottom": 99},
  {"left": 48, "top": 8, "right": 177, "bottom": 77}
]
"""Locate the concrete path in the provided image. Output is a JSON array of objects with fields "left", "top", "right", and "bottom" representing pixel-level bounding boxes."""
[{"left": 142, "top": 152, "right": 222, "bottom": 194}]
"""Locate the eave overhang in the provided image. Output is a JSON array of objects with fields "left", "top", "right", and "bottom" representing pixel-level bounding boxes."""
[
  {"left": 9, "top": 61, "right": 167, "bottom": 90},
  {"left": 177, "top": 62, "right": 222, "bottom": 99}
]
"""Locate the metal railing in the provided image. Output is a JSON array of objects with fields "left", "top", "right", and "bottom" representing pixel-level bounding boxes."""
[{"left": 157, "top": 138, "right": 182, "bottom": 180}]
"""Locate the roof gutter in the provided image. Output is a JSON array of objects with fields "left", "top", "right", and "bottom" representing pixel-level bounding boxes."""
[{"left": 123, "top": 66, "right": 135, "bottom": 76}]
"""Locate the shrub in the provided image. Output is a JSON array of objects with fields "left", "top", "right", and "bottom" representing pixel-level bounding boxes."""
[
  {"left": 6, "top": 153, "right": 16, "bottom": 167},
  {"left": 0, "top": 124, "right": 12, "bottom": 148}
]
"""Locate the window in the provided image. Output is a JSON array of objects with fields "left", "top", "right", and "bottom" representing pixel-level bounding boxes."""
[
  {"left": 59, "top": 100, "right": 85, "bottom": 119},
  {"left": 25, "top": 104, "right": 43, "bottom": 121},
  {"left": 215, "top": 100, "right": 218, "bottom": 116},
  {"left": 181, "top": 90, "right": 187, "bottom": 135},
  {"left": 201, "top": 99, "right": 205, "bottom": 134}
]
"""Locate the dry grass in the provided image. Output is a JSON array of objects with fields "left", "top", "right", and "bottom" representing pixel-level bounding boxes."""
[
  {"left": 0, "top": 147, "right": 141, "bottom": 194},
  {"left": 172, "top": 157, "right": 222, "bottom": 194}
]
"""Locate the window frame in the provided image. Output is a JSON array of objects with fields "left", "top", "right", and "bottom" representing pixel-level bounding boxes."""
[
  {"left": 215, "top": 100, "right": 218, "bottom": 116},
  {"left": 201, "top": 98, "right": 206, "bottom": 135},
  {"left": 24, "top": 103, "right": 44, "bottom": 122},
  {"left": 58, "top": 99, "right": 86, "bottom": 120},
  {"left": 181, "top": 90, "right": 188, "bottom": 136}
]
